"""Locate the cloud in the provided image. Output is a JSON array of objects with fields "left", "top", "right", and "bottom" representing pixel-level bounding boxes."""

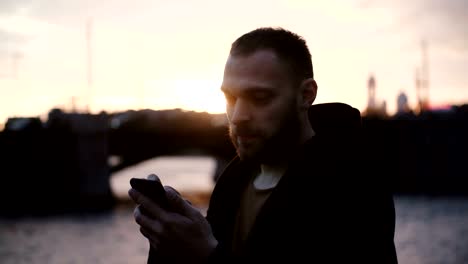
[
  {"left": 0, "top": 28, "right": 28, "bottom": 43},
  {"left": 0, "top": 28, "right": 28, "bottom": 60},
  {"left": 421, "top": 0, "right": 468, "bottom": 52},
  {"left": 0, "top": 0, "right": 32, "bottom": 15},
  {"left": 0, "top": 0, "right": 106, "bottom": 28},
  {"left": 358, "top": 0, "right": 468, "bottom": 53},
  {"left": 0, "top": 0, "right": 157, "bottom": 27}
]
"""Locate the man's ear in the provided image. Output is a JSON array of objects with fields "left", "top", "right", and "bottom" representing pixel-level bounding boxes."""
[{"left": 299, "top": 78, "right": 317, "bottom": 109}]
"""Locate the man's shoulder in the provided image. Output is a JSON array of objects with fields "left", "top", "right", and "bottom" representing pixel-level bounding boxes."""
[
  {"left": 213, "top": 156, "right": 241, "bottom": 185},
  {"left": 308, "top": 102, "right": 363, "bottom": 152},
  {"left": 208, "top": 156, "right": 250, "bottom": 203}
]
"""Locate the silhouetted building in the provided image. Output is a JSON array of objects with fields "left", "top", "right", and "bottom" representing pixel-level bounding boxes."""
[
  {"left": 363, "top": 74, "right": 387, "bottom": 118},
  {"left": 368, "top": 74, "right": 376, "bottom": 110},
  {"left": 397, "top": 91, "right": 410, "bottom": 113}
]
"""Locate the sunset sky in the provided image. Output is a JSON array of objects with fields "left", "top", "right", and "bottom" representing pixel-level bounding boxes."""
[{"left": 1, "top": 0, "right": 467, "bottom": 124}]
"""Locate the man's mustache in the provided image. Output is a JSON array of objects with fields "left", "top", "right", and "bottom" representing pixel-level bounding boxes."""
[{"left": 230, "top": 125, "right": 262, "bottom": 137}]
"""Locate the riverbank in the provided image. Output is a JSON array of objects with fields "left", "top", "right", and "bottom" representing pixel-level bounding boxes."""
[{"left": 110, "top": 155, "right": 215, "bottom": 213}]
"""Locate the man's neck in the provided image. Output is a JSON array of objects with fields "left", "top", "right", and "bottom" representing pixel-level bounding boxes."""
[
  {"left": 253, "top": 162, "right": 289, "bottom": 190},
  {"left": 253, "top": 117, "right": 315, "bottom": 190}
]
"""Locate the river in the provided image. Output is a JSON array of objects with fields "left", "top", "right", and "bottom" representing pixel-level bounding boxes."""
[{"left": 1, "top": 156, "right": 467, "bottom": 264}]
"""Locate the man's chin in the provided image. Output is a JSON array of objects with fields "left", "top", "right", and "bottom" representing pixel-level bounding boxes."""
[
  {"left": 237, "top": 141, "right": 290, "bottom": 164},
  {"left": 234, "top": 137, "right": 282, "bottom": 163},
  {"left": 237, "top": 148, "right": 261, "bottom": 163},
  {"left": 237, "top": 145, "right": 275, "bottom": 164}
]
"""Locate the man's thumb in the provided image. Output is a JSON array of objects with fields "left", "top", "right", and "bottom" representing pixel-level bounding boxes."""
[{"left": 164, "top": 186, "right": 194, "bottom": 216}]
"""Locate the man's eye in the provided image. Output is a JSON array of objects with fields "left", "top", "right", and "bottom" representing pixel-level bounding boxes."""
[{"left": 253, "top": 95, "right": 271, "bottom": 104}]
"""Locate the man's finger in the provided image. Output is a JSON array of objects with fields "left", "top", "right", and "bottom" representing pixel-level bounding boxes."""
[
  {"left": 165, "top": 185, "right": 180, "bottom": 196},
  {"left": 134, "top": 206, "right": 163, "bottom": 233},
  {"left": 129, "top": 188, "right": 170, "bottom": 223},
  {"left": 147, "top": 173, "right": 160, "bottom": 181},
  {"left": 164, "top": 186, "right": 197, "bottom": 217},
  {"left": 140, "top": 227, "right": 161, "bottom": 250}
]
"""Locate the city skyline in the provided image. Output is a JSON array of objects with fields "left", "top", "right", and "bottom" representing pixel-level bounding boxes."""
[{"left": 1, "top": 0, "right": 467, "bottom": 123}]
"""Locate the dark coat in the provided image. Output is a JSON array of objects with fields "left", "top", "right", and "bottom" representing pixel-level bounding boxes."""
[{"left": 206, "top": 103, "right": 398, "bottom": 263}]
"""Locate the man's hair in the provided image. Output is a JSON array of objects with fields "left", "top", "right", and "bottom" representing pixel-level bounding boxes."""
[{"left": 230, "top": 27, "right": 314, "bottom": 83}]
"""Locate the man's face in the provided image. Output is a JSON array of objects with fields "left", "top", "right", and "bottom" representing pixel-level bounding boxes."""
[{"left": 221, "top": 49, "right": 302, "bottom": 163}]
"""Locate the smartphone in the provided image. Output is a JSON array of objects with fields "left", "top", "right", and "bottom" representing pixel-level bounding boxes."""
[{"left": 130, "top": 177, "right": 169, "bottom": 209}]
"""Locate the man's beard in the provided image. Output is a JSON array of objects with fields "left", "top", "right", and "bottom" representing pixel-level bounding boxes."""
[{"left": 229, "top": 108, "right": 301, "bottom": 164}]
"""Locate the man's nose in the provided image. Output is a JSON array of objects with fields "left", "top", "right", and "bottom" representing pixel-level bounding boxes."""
[{"left": 230, "top": 99, "right": 250, "bottom": 124}]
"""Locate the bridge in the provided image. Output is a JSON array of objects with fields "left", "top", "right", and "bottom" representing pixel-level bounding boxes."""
[
  {"left": 1, "top": 104, "right": 467, "bottom": 216},
  {"left": 0, "top": 109, "right": 235, "bottom": 216}
]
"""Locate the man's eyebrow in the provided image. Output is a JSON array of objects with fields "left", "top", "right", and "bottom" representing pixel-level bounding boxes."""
[
  {"left": 221, "top": 85, "right": 273, "bottom": 94},
  {"left": 246, "top": 87, "right": 272, "bottom": 93}
]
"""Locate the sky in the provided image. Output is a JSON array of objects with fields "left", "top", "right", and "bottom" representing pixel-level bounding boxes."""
[{"left": 0, "top": 0, "right": 467, "bottom": 124}]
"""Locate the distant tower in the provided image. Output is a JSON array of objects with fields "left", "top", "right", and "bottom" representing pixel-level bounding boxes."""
[
  {"left": 11, "top": 51, "right": 22, "bottom": 79},
  {"left": 397, "top": 91, "right": 409, "bottom": 113},
  {"left": 416, "top": 39, "right": 429, "bottom": 112},
  {"left": 86, "top": 17, "right": 93, "bottom": 113},
  {"left": 367, "top": 74, "right": 376, "bottom": 110},
  {"left": 381, "top": 100, "right": 387, "bottom": 114},
  {"left": 0, "top": 50, "right": 22, "bottom": 79},
  {"left": 364, "top": 73, "right": 387, "bottom": 117}
]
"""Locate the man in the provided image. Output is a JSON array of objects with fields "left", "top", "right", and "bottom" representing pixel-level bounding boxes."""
[{"left": 129, "top": 27, "right": 398, "bottom": 263}]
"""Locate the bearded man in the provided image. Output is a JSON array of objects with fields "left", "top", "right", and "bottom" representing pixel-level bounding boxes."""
[{"left": 129, "top": 27, "right": 398, "bottom": 264}]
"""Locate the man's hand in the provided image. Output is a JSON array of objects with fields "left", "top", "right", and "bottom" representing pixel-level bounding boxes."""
[{"left": 128, "top": 175, "right": 218, "bottom": 263}]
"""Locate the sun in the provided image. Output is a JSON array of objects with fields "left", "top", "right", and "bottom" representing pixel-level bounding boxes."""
[
  {"left": 146, "top": 78, "right": 227, "bottom": 114},
  {"left": 175, "top": 79, "right": 227, "bottom": 114}
]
